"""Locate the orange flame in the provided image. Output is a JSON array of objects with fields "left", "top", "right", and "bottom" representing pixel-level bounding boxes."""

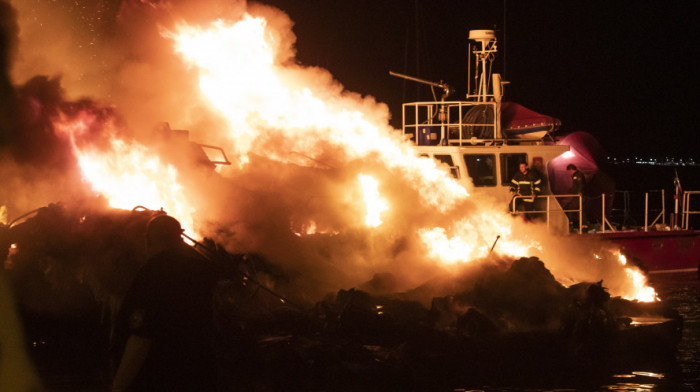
[
  {"left": 161, "top": 13, "right": 659, "bottom": 301},
  {"left": 168, "top": 15, "right": 548, "bottom": 271},
  {"left": 615, "top": 250, "right": 658, "bottom": 302},
  {"left": 167, "top": 16, "right": 468, "bottom": 212},
  {"left": 53, "top": 111, "right": 197, "bottom": 236},
  {"left": 358, "top": 174, "right": 389, "bottom": 228},
  {"left": 33, "top": 10, "right": 658, "bottom": 303}
]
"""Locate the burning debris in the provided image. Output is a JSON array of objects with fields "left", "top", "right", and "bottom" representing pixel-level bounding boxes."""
[{"left": 0, "top": 204, "right": 681, "bottom": 389}]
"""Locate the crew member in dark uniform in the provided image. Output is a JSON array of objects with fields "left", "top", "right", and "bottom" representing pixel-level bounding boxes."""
[
  {"left": 112, "top": 214, "right": 222, "bottom": 392},
  {"left": 565, "top": 163, "right": 587, "bottom": 231},
  {"left": 509, "top": 162, "right": 542, "bottom": 220}
]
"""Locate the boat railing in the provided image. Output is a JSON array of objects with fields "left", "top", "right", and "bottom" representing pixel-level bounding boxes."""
[
  {"left": 509, "top": 190, "right": 671, "bottom": 235},
  {"left": 645, "top": 190, "right": 666, "bottom": 230},
  {"left": 401, "top": 101, "right": 507, "bottom": 145},
  {"left": 597, "top": 192, "right": 615, "bottom": 233},
  {"left": 510, "top": 194, "right": 580, "bottom": 234},
  {"left": 599, "top": 190, "right": 668, "bottom": 233},
  {"left": 681, "top": 191, "right": 700, "bottom": 230}
]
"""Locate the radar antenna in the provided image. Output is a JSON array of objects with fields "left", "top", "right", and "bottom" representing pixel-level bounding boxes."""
[{"left": 467, "top": 29, "right": 498, "bottom": 102}]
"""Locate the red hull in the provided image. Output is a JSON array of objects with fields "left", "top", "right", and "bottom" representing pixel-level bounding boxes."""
[{"left": 594, "top": 230, "right": 700, "bottom": 273}]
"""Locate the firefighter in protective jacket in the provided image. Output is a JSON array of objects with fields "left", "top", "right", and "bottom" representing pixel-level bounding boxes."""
[{"left": 510, "top": 162, "right": 541, "bottom": 219}]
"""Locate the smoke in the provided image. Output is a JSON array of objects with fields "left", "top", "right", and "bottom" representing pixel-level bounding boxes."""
[
  {"left": 0, "top": 0, "right": 16, "bottom": 149},
  {"left": 0, "top": 0, "right": 241, "bottom": 215},
  {"left": 0, "top": 74, "right": 85, "bottom": 214},
  {"left": 9, "top": 0, "right": 242, "bottom": 137}
]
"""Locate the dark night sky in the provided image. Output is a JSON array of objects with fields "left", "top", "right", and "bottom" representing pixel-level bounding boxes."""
[{"left": 261, "top": 0, "right": 700, "bottom": 160}]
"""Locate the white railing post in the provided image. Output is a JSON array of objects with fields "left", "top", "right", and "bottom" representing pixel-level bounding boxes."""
[
  {"left": 644, "top": 192, "right": 649, "bottom": 232},
  {"left": 681, "top": 191, "right": 700, "bottom": 231},
  {"left": 683, "top": 192, "right": 688, "bottom": 230},
  {"left": 602, "top": 193, "right": 606, "bottom": 233},
  {"left": 578, "top": 195, "right": 582, "bottom": 234},
  {"left": 546, "top": 196, "right": 550, "bottom": 232}
]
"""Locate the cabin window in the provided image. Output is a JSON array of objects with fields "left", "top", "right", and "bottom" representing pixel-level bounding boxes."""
[
  {"left": 500, "top": 153, "right": 527, "bottom": 185},
  {"left": 463, "top": 154, "right": 496, "bottom": 186},
  {"left": 434, "top": 154, "right": 460, "bottom": 179}
]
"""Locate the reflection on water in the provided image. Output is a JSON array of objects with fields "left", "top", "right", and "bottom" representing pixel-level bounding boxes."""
[
  {"left": 648, "top": 271, "right": 700, "bottom": 391},
  {"left": 601, "top": 271, "right": 698, "bottom": 391},
  {"left": 630, "top": 371, "right": 664, "bottom": 379},
  {"left": 629, "top": 318, "right": 674, "bottom": 326},
  {"left": 605, "top": 371, "right": 665, "bottom": 390},
  {"left": 605, "top": 372, "right": 663, "bottom": 390},
  {"left": 453, "top": 271, "right": 699, "bottom": 391}
]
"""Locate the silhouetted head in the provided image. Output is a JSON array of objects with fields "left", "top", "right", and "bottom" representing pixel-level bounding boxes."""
[{"left": 146, "top": 214, "right": 183, "bottom": 257}]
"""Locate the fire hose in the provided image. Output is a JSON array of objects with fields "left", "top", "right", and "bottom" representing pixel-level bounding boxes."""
[
  {"left": 180, "top": 232, "right": 304, "bottom": 311},
  {"left": 133, "top": 206, "right": 304, "bottom": 309}
]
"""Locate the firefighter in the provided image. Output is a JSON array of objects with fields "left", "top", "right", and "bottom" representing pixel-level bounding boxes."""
[
  {"left": 509, "top": 162, "right": 542, "bottom": 220},
  {"left": 112, "top": 215, "right": 222, "bottom": 392}
]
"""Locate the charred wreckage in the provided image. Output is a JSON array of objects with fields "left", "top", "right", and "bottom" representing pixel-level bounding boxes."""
[{"left": 0, "top": 201, "right": 683, "bottom": 390}]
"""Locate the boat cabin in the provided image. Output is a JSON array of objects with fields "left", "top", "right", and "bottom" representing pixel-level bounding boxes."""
[{"left": 395, "top": 30, "right": 573, "bottom": 233}]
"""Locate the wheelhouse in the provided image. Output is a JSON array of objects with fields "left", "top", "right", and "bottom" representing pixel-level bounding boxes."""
[{"left": 393, "top": 29, "right": 572, "bottom": 233}]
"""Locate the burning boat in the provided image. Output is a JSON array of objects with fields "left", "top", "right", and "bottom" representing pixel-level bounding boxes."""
[{"left": 0, "top": 2, "right": 687, "bottom": 389}]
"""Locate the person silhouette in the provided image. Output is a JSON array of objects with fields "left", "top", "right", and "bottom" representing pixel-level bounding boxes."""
[{"left": 112, "top": 214, "right": 221, "bottom": 392}]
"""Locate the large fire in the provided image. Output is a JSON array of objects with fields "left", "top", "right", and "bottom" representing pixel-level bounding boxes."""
[
  {"left": 358, "top": 174, "right": 389, "bottom": 228},
  {"left": 53, "top": 111, "right": 197, "bottom": 235},
  {"left": 165, "top": 16, "right": 537, "bottom": 258},
  {"left": 167, "top": 14, "right": 657, "bottom": 301},
  {"left": 10, "top": 5, "right": 655, "bottom": 302}
]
